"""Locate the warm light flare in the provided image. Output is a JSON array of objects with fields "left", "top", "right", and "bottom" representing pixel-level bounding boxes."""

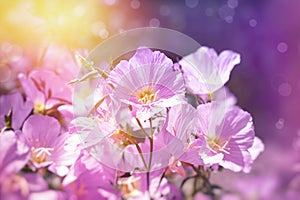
[{"left": 0, "top": 0, "right": 109, "bottom": 48}]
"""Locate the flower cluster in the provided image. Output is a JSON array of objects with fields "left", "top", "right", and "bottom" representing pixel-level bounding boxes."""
[{"left": 0, "top": 45, "right": 264, "bottom": 199}]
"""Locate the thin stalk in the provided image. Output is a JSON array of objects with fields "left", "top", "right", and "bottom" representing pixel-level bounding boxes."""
[{"left": 135, "top": 118, "right": 150, "bottom": 138}]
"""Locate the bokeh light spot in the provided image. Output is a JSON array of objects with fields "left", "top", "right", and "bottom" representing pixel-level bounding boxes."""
[
  {"left": 277, "top": 42, "right": 288, "bottom": 53},
  {"left": 225, "top": 16, "right": 233, "bottom": 23},
  {"left": 73, "top": 5, "right": 86, "bottom": 17},
  {"left": 218, "top": 5, "right": 235, "bottom": 22},
  {"left": 249, "top": 19, "right": 257, "bottom": 27},
  {"left": 130, "top": 0, "right": 140, "bottom": 10},
  {"left": 103, "top": 0, "right": 117, "bottom": 6},
  {"left": 149, "top": 18, "right": 160, "bottom": 27},
  {"left": 227, "top": 0, "right": 239, "bottom": 9},
  {"left": 278, "top": 82, "right": 292, "bottom": 96},
  {"left": 275, "top": 118, "right": 285, "bottom": 130},
  {"left": 185, "top": 0, "right": 199, "bottom": 8}
]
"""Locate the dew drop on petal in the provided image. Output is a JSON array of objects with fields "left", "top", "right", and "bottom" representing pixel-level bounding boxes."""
[
  {"left": 249, "top": 19, "right": 257, "bottom": 27},
  {"left": 275, "top": 118, "right": 285, "bottom": 130},
  {"left": 277, "top": 42, "right": 288, "bottom": 53},
  {"left": 278, "top": 82, "right": 292, "bottom": 96}
]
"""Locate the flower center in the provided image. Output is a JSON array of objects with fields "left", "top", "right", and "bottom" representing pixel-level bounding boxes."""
[
  {"left": 34, "top": 102, "right": 45, "bottom": 114},
  {"left": 136, "top": 86, "right": 159, "bottom": 104},
  {"left": 206, "top": 136, "right": 231, "bottom": 153},
  {"left": 31, "top": 146, "right": 54, "bottom": 164}
]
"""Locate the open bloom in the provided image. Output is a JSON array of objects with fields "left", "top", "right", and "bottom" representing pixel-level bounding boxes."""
[
  {"left": 107, "top": 47, "right": 186, "bottom": 120},
  {"left": 18, "top": 69, "right": 73, "bottom": 129},
  {"left": 63, "top": 152, "right": 116, "bottom": 200},
  {"left": 21, "top": 115, "right": 79, "bottom": 176},
  {"left": 179, "top": 46, "right": 240, "bottom": 95},
  {"left": 196, "top": 102, "right": 258, "bottom": 172},
  {"left": 163, "top": 103, "right": 223, "bottom": 167},
  {"left": 0, "top": 130, "right": 29, "bottom": 181}
]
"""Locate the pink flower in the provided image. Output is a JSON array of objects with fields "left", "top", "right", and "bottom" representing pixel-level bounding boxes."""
[
  {"left": 0, "top": 173, "right": 49, "bottom": 200},
  {"left": 163, "top": 103, "right": 205, "bottom": 165},
  {"left": 63, "top": 152, "right": 116, "bottom": 200},
  {"left": 0, "top": 130, "right": 29, "bottom": 181},
  {"left": 107, "top": 47, "right": 185, "bottom": 120},
  {"left": 179, "top": 46, "right": 240, "bottom": 94},
  {"left": 18, "top": 69, "right": 73, "bottom": 128},
  {"left": 0, "top": 91, "right": 33, "bottom": 130},
  {"left": 163, "top": 103, "right": 223, "bottom": 167},
  {"left": 21, "top": 115, "right": 78, "bottom": 176},
  {"left": 196, "top": 102, "right": 257, "bottom": 172}
]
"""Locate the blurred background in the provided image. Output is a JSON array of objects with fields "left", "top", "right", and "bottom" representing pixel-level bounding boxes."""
[{"left": 0, "top": 0, "right": 299, "bottom": 198}]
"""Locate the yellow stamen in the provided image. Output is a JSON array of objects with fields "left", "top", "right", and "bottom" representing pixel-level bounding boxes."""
[
  {"left": 206, "top": 135, "right": 231, "bottom": 153},
  {"left": 136, "top": 86, "right": 159, "bottom": 104}
]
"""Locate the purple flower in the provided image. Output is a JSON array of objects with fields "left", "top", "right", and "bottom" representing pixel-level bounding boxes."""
[
  {"left": 0, "top": 173, "right": 49, "bottom": 200},
  {"left": 107, "top": 47, "right": 185, "bottom": 120},
  {"left": 163, "top": 103, "right": 223, "bottom": 167},
  {"left": 163, "top": 103, "right": 205, "bottom": 165},
  {"left": 196, "top": 102, "right": 258, "bottom": 172},
  {"left": 0, "top": 91, "right": 33, "bottom": 130},
  {"left": 179, "top": 46, "right": 240, "bottom": 94},
  {"left": 21, "top": 115, "right": 79, "bottom": 175},
  {"left": 63, "top": 152, "right": 116, "bottom": 200},
  {"left": 18, "top": 69, "right": 73, "bottom": 128},
  {"left": 0, "top": 130, "right": 29, "bottom": 181}
]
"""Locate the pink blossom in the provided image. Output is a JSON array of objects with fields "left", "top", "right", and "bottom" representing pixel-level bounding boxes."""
[
  {"left": 179, "top": 46, "right": 240, "bottom": 94},
  {"left": 0, "top": 91, "right": 33, "bottom": 130},
  {"left": 163, "top": 103, "right": 223, "bottom": 166},
  {"left": 21, "top": 115, "right": 79, "bottom": 176},
  {"left": 18, "top": 69, "right": 73, "bottom": 128},
  {"left": 63, "top": 152, "right": 116, "bottom": 200},
  {"left": 196, "top": 102, "right": 257, "bottom": 172},
  {"left": 0, "top": 130, "right": 29, "bottom": 181},
  {"left": 107, "top": 47, "right": 186, "bottom": 120},
  {"left": 0, "top": 173, "right": 49, "bottom": 200}
]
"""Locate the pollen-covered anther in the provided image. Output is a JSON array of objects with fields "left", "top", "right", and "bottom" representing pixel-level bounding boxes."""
[
  {"left": 31, "top": 146, "right": 54, "bottom": 164},
  {"left": 136, "top": 87, "right": 159, "bottom": 104},
  {"left": 206, "top": 136, "right": 231, "bottom": 154}
]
